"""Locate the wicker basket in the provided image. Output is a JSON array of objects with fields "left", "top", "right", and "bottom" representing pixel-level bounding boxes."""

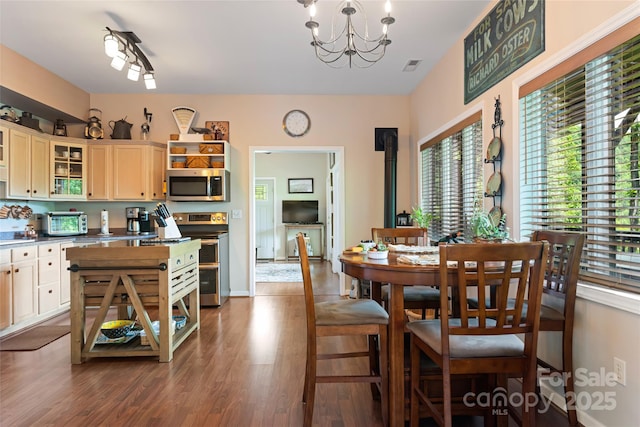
[
  {"left": 172, "top": 161, "right": 186, "bottom": 168},
  {"left": 170, "top": 147, "right": 187, "bottom": 154},
  {"left": 211, "top": 161, "right": 224, "bottom": 168},
  {"left": 186, "top": 156, "right": 210, "bottom": 168},
  {"left": 199, "top": 143, "right": 224, "bottom": 154}
]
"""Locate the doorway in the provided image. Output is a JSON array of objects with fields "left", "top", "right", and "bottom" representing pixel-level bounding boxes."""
[{"left": 249, "top": 146, "right": 345, "bottom": 297}]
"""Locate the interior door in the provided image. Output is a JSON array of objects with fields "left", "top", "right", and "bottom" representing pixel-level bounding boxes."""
[{"left": 255, "top": 178, "right": 275, "bottom": 260}]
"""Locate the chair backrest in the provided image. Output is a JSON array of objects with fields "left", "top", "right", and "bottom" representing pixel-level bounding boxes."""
[
  {"left": 372, "top": 227, "right": 428, "bottom": 245},
  {"left": 297, "top": 232, "right": 316, "bottom": 331},
  {"left": 531, "top": 230, "right": 585, "bottom": 301},
  {"left": 439, "top": 241, "right": 549, "bottom": 347}
]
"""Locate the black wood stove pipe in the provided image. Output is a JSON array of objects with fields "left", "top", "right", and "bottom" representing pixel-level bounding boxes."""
[{"left": 382, "top": 130, "right": 397, "bottom": 228}]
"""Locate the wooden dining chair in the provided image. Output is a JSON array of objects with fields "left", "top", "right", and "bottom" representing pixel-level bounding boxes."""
[
  {"left": 372, "top": 227, "right": 439, "bottom": 319},
  {"left": 407, "top": 241, "right": 549, "bottom": 427},
  {"left": 296, "top": 233, "right": 389, "bottom": 427},
  {"left": 467, "top": 230, "right": 585, "bottom": 426},
  {"left": 531, "top": 230, "right": 585, "bottom": 426}
]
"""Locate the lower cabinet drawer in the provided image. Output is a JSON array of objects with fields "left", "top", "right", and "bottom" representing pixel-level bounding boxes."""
[
  {"left": 38, "top": 257, "right": 61, "bottom": 283},
  {"left": 38, "top": 283, "right": 59, "bottom": 314}
]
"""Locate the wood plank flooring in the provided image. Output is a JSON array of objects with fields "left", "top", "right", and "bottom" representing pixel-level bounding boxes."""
[{"left": 0, "top": 261, "right": 574, "bottom": 427}]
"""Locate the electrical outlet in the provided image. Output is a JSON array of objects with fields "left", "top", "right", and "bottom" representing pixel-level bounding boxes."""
[
  {"left": 613, "top": 357, "right": 626, "bottom": 386},
  {"left": 231, "top": 209, "right": 242, "bottom": 219}
]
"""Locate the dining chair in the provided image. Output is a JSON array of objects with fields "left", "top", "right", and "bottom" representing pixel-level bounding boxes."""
[
  {"left": 407, "top": 241, "right": 549, "bottom": 427},
  {"left": 467, "top": 230, "right": 585, "bottom": 426},
  {"left": 372, "top": 227, "right": 440, "bottom": 319},
  {"left": 296, "top": 233, "right": 389, "bottom": 427},
  {"left": 530, "top": 230, "right": 585, "bottom": 426}
]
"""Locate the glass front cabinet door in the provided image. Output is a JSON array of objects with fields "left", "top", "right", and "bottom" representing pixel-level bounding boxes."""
[{"left": 50, "top": 141, "right": 86, "bottom": 199}]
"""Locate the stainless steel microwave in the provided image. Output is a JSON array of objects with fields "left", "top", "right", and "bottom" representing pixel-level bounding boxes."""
[
  {"left": 43, "top": 212, "right": 88, "bottom": 236},
  {"left": 166, "top": 169, "right": 230, "bottom": 202}
]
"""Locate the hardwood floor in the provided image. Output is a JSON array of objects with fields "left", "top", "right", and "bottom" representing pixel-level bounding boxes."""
[{"left": 0, "top": 261, "right": 574, "bottom": 427}]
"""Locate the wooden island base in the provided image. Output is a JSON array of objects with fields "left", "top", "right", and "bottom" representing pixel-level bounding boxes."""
[{"left": 66, "top": 239, "right": 201, "bottom": 364}]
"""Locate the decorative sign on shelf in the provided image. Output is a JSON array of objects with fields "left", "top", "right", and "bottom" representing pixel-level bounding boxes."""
[
  {"left": 464, "top": 0, "right": 545, "bottom": 104},
  {"left": 205, "top": 121, "right": 230, "bottom": 141}
]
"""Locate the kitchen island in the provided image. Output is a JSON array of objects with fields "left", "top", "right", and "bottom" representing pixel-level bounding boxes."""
[{"left": 66, "top": 238, "right": 201, "bottom": 364}]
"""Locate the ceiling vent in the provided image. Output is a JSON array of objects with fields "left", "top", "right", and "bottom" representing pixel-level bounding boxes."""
[{"left": 402, "top": 59, "right": 422, "bottom": 72}]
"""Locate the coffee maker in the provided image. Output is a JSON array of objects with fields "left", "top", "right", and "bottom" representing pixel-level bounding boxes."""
[
  {"left": 139, "top": 209, "right": 154, "bottom": 234},
  {"left": 126, "top": 207, "right": 142, "bottom": 234}
]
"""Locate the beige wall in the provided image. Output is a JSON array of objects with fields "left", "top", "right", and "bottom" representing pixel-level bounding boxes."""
[
  {"left": 0, "top": 45, "right": 90, "bottom": 121},
  {"left": 410, "top": 1, "right": 640, "bottom": 426}
]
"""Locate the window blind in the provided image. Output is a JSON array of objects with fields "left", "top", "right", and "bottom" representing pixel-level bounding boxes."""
[
  {"left": 520, "top": 33, "right": 640, "bottom": 294},
  {"left": 421, "top": 118, "right": 483, "bottom": 241}
]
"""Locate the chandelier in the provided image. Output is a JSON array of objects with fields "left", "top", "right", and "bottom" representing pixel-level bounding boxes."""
[
  {"left": 103, "top": 27, "right": 156, "bottom": 89},
  {"left": 298, "top": 0, "right": 395, "bottom": 68}
]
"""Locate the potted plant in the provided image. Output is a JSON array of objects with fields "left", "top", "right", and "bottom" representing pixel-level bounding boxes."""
[
  {"left": 469, "top": 205, "right": 509, "bottom": 242},
  {"left": 410, "top": 206, "right": 434, "bottom": 229}
]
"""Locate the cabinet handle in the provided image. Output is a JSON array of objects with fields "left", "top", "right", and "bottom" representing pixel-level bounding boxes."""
[
  {"left": 48, "top": 248, "right": 53, "bottom": 253},
  {"left": 14, "top": 268, "right": 19, "bottom": 273},
  {"left": 48, "top": 262, "right": 52, "bottom": 266},
  {"left": 140, "top": 192, "right": 145, "bottom": 196},
  {"left": 26, "top": 189, "right": 30, "bottom": 193},
  {"left": 48, "top": 289, "right": 53, "bottom": 294},
  {"left": 88, "top": 193, "right": 92, "bottom": 196},
  {"left": 6, "top": 271, "right": 10, "bottom": 275},
  {"left": 23, "top": 252, "right": 28, "bottom": 257},
  {"left": 32, "top": 190, "right": 37, "bottom": 194}
]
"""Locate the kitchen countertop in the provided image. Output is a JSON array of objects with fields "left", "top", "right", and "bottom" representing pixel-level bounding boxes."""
[{"left": 0, "top": 229, "right": 159, "bottom": 247}]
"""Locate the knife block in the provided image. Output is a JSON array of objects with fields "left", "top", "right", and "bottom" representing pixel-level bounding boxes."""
[{"left": 158, "top": 217, "right": 182, "bottom": 239}]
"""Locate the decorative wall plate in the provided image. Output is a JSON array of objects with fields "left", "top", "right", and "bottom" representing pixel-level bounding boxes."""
[
  {"left": 488, "top": 205, "right": 503, "bottom": 225},
  {"left": 486, "top": 171, "right": 502, "bottom": 196},
  {"left": 487, "top": 136, "right": 502, "bottom": 160}
]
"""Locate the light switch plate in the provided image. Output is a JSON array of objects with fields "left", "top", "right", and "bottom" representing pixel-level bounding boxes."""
[{"left": 232, "top": 209, "right": 242, "bottom": 219}]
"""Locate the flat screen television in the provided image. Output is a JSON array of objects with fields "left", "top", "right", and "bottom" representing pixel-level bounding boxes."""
[{"left": 282, "top": 200, "right": 319, "bottom": 224}]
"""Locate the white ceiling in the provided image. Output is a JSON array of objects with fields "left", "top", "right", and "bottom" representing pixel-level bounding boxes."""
[{"left": 0, "top": 0, "right": 490, "bottom": 96}]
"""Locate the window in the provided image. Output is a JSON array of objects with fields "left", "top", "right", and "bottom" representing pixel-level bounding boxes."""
[
  {"left": 520, "top": 31, "right": 640, "bottom": 294},
  {"left": 420, "top": 112, "right": 484, "bottom": 241}
]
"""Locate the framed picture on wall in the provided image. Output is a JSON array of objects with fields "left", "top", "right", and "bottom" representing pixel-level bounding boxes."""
[{"left": 288, "top": 178, "right": 314, "bottom": 194}]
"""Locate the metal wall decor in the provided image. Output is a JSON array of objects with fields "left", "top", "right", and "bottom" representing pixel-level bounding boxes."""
[{"left": 484, "top": 96, "right": 503, "bottom": 220}]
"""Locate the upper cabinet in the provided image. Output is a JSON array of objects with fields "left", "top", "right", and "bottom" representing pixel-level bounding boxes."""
[
  {"left": 50, "top": 140, "right": 85, "bottom": 199},
  {"left": 0, "top": 125, "right": 7, "bottom": 181},
  {"left": 8, "top": 128, "right": 49, "bottom": 199},
  {"left": 86, "top": 140, "right": 166, "bottom": 202}
]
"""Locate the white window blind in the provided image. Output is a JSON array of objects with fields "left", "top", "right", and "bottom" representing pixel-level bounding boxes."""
[
  {"left": 420, "top": 117, "right": 483, "bottom": 241},
  {"left": 520, "top": 33, "right": 640, "bottom": 294}
]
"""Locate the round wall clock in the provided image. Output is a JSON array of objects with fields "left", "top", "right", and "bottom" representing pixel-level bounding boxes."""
[{"left": 283, "top": 109, "right": 310, "bottom": 137}]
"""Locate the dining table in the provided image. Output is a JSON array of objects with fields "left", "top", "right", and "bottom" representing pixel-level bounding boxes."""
[{"left": 340, "top": 249, "right": 450, "bottom": 427}]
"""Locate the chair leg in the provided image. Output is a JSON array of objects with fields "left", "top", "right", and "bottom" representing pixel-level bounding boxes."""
[
  {"left": 522, "top": 366, "right": 537, "bottom": 427},
  {"left": 442, "top": 363, "right": 453, "bottom": 427},
  {"left": 409, "top": 337, "right": 421, "bottom": 427},
  {"left": 562, "top": 332, "right": 578, "bottom": 426},
  {"left": 369, "top": 334, "right": 381, "bottom": 399},
  {"left": 303, "top": 342, "right": 316, "bottom": 427},
  {"left": 378, "top": 327, "right": 389, "bottom": 427}
]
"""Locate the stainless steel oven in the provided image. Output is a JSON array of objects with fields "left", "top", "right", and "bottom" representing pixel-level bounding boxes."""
[{"left": 173, "top": 212, "right": 229, "bottom": 307}]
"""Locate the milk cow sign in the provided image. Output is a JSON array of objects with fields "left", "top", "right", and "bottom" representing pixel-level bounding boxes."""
[{"left": 464, "top": 0, "right": 545, "bottom": 104}]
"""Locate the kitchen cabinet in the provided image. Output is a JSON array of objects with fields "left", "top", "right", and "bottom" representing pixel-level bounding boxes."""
[
  {"left": 8, "top": 128, "right": 49, "bottom": 199},
  {"left": 60, "top": 242, "right": 74, "bottom": 305},
  {"left": 0, "top": 250, "right": 11, "bottom": 329},
  {"left": 86, "top": 141, "right": 165, "bottom": 201},
  {"left": 86, "top": 144, "right": 111, "bottom": 200},
  {"left": 11, "top": 246, "right": 38, "bottom": 324},
  {"left": 50, "top": 140, "right": 86, "bottom": 199},
  {"left": 0, "top": 125, "right": 8, "bottom": 181},
  {"left": 37, "top": 243, "right": 61, "bottom": 315}
]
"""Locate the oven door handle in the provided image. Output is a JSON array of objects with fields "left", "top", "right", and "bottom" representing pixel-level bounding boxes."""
[{"left": 199, "top": 239, "right": 219, "bottom": 245}]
